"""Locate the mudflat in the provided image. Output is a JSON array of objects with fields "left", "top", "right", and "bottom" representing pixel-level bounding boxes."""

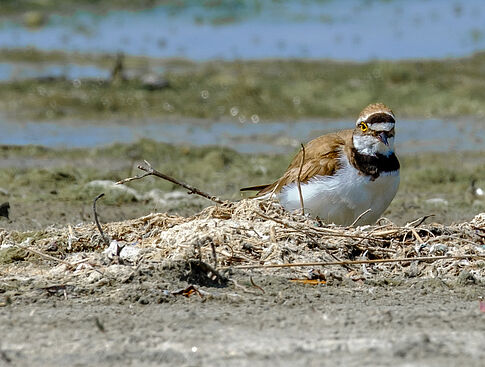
[
  {"left": 1, "top": 267, "right": 483, "bottom": 366},
  {"left": 0, "top": 189, "right": 483, "bottom": 366},
  {"left": 0, "top": 141, "right": 484, "bottom": 232}
]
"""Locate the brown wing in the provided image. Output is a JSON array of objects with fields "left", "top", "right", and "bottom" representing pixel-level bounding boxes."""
[
  {"left": 249, "top": 129, "right": 353, "bottom": 197},
  {"left": 240, "top": 184, "right": 272, "bottom": 192}
]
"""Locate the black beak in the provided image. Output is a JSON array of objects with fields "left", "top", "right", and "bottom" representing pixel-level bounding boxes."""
[{"left": 378, "top": 132, "right": 389, "bottom": 146}]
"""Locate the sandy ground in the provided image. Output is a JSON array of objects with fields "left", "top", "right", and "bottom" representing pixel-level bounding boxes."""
[{"left": 0, "top": 259, "right": 484, "bottom": 367}]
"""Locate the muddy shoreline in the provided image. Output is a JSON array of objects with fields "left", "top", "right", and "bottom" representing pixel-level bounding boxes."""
[
  {"left": 1, "top": 267, "right": 484, "bottom": 366},
  {"left": 0, "top": 196, "right": 483, "bottom": 366}
]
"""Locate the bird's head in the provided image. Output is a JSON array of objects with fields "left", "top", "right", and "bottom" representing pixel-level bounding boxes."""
[{"left": 353, "top": 103, "right": 396, "bottom": 156}]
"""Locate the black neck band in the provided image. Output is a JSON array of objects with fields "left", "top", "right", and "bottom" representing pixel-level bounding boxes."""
[{"left": 351, "top": 149, "right": 400, "bottom": 179}]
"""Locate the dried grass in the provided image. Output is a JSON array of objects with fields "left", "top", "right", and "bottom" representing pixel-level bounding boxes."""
[{"left": 1, "top": 199, "right": 484, "bottom": 281}]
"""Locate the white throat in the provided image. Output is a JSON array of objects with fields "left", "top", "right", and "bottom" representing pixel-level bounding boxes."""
[{"left": 353, "top": 134, "right": 395, "bottom": 156}]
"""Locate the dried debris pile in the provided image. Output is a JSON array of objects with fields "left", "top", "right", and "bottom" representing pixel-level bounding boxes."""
[{"left": 1, "top": 199, "right": 484, "bottom": 282}]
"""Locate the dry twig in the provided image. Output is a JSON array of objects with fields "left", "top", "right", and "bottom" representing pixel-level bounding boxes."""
[
  {"left": 225, "top": 255, "right": 483, "bottom": 270},
  {"left": 350, "top": 208, "right": 372, "bottom": 227},
  {"left": 250, "top": 276, "right": 265, "bottom": 293},
  {"left": 116, "top": 160, "right": 225, "bottom": 204},
  {"left": 93, "top": 193, "right": 109, "bottom": 246},
  {"left": 230, "top": 278, "right": 260, "bottom": 295},
  {"left": 297, "top": 143, "right": 305, "bottom": 216},
  {"left": 15, "top": 243, "right": 72, "bottom": 266},
  {"left": 406, "top": 215, "right": 435, "bottom": 228},
  {"left": 254, "top": 210, "right": 388, "bottom": 242}
]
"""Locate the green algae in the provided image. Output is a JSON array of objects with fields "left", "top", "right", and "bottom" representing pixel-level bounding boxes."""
[{"left": 3, "top": 51, "right": 485, "bottom": 120}]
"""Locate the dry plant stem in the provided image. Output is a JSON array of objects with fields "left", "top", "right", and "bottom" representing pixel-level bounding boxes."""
[
  {"left": 297, "top": 143, "right": 305, "bottom": 216},
  {"left": 116, "top": 160, "right": 225, "bottom": 204},
  {"left": 410, "top": 228, "right": 425, "bottom": 245},
  {"left": 226, "top": 255, "right": 483, "bottom": 270},
  {"left": 350, "top": 208, "right": 372, "bottom": 227},
  {"left": 250, "top": 276, "right": 265, "bottom": 293},
  {"left": 406, "top": 214, "right": 435, "bottom": 228},
  {"left": 255, "top": 210, "right": 388, "bottom": 242},
  {"left": 14, "top": 243, "right": 72, "bottom": 267},
  {"left": 230, "top": 278, "right": 260, "bottom": 295},
  {"left": 93, "top": 193, "right": 110, "bottom": 246}
]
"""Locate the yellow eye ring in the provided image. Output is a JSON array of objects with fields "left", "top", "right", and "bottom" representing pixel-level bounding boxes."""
[{"left": 360, "top": 122, "right": 368, "bottom": 132}]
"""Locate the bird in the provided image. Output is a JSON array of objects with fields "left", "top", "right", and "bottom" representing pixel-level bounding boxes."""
[
  {"left": 467, "top": 179, "right": 484, "bottom": 205},
  {"left": 241, "top": 103, "right": 400, "bottom": 226},
  {"left": 470, "top": 179, "right": 484, "bottom": 199}
]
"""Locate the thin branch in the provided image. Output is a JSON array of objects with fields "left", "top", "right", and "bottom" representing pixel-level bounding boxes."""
[
  {"left": 15, "top": 243, "right": 72, "bottom": 266},
  {"left": 405, "top": 214, "right": 435, "bottom": 228},
  {"left": 255, "top": 210, "right": 388, "bottom": 242},
  {"left": 116, "top": 160, "right": 225, "bottom": 205},
  {"left": 350, "top": 208, "right": 372, "bottom": 227},
  {"left": 13, "top": 239, "right": 91, "bottom": 269},
  {"left": 250, "top": 276, "right": 265, "bottom": 293},
  {"left": 410, "top": 228, "right": 425, "bottom": 245},
  {"left": 93, "top": 193, "right": 109, "bottom": 246},
  {"left": 223, "top": 255, "right": 484, "bottom": 270},
  {"left": 297, "top": 143, "right": 305, "bottom": 216},
  {"left": 230, "top": 278, "right": 260, "bottom": 295}
]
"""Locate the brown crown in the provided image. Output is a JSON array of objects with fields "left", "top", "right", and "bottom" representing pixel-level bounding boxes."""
[{"left": 357, "top": 103, "right": 394, "bottom": 124}]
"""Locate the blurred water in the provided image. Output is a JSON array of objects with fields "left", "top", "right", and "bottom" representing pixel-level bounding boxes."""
[
  {"left": 0, "top": 117, "right": 482, "bottom": 154},
  {"left": 1, "top": 0, "right": 485, "bottom": 60},
  {"left": 0, "top": 62, "right": 109, "bottom": 81}
]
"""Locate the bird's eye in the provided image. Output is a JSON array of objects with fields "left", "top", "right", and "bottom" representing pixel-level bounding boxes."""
[{"left": 360, "top": 122, "right": 368, "bottom": 132}]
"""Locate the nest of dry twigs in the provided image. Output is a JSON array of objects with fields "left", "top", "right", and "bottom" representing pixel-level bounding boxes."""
[{"left": 2, "top": 198, "right": 484, "bottom": 281}]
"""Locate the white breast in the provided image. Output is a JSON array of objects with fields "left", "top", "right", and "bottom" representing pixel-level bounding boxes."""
[{"left": 277, "top": 154, "right": 399, "bottom": 225}]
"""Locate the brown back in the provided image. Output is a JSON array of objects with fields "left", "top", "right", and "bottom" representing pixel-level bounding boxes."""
[{"left": 254, "top": 129, "right": 353, "bottom": 196}]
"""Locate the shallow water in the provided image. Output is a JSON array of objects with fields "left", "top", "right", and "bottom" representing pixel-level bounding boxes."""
[
  {"left": 0, "top": 62, "right": 109, "bottom": 82},
  {"left": 1, "top": 0, "right": 485, "bottom": 61},
  {"left": 0, "top": 117, "right": 483, "bottom": 154}
]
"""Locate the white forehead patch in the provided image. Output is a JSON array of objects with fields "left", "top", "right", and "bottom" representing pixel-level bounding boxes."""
[{"left": 369, "top": 122, "right": 395, "bottom": 132}]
